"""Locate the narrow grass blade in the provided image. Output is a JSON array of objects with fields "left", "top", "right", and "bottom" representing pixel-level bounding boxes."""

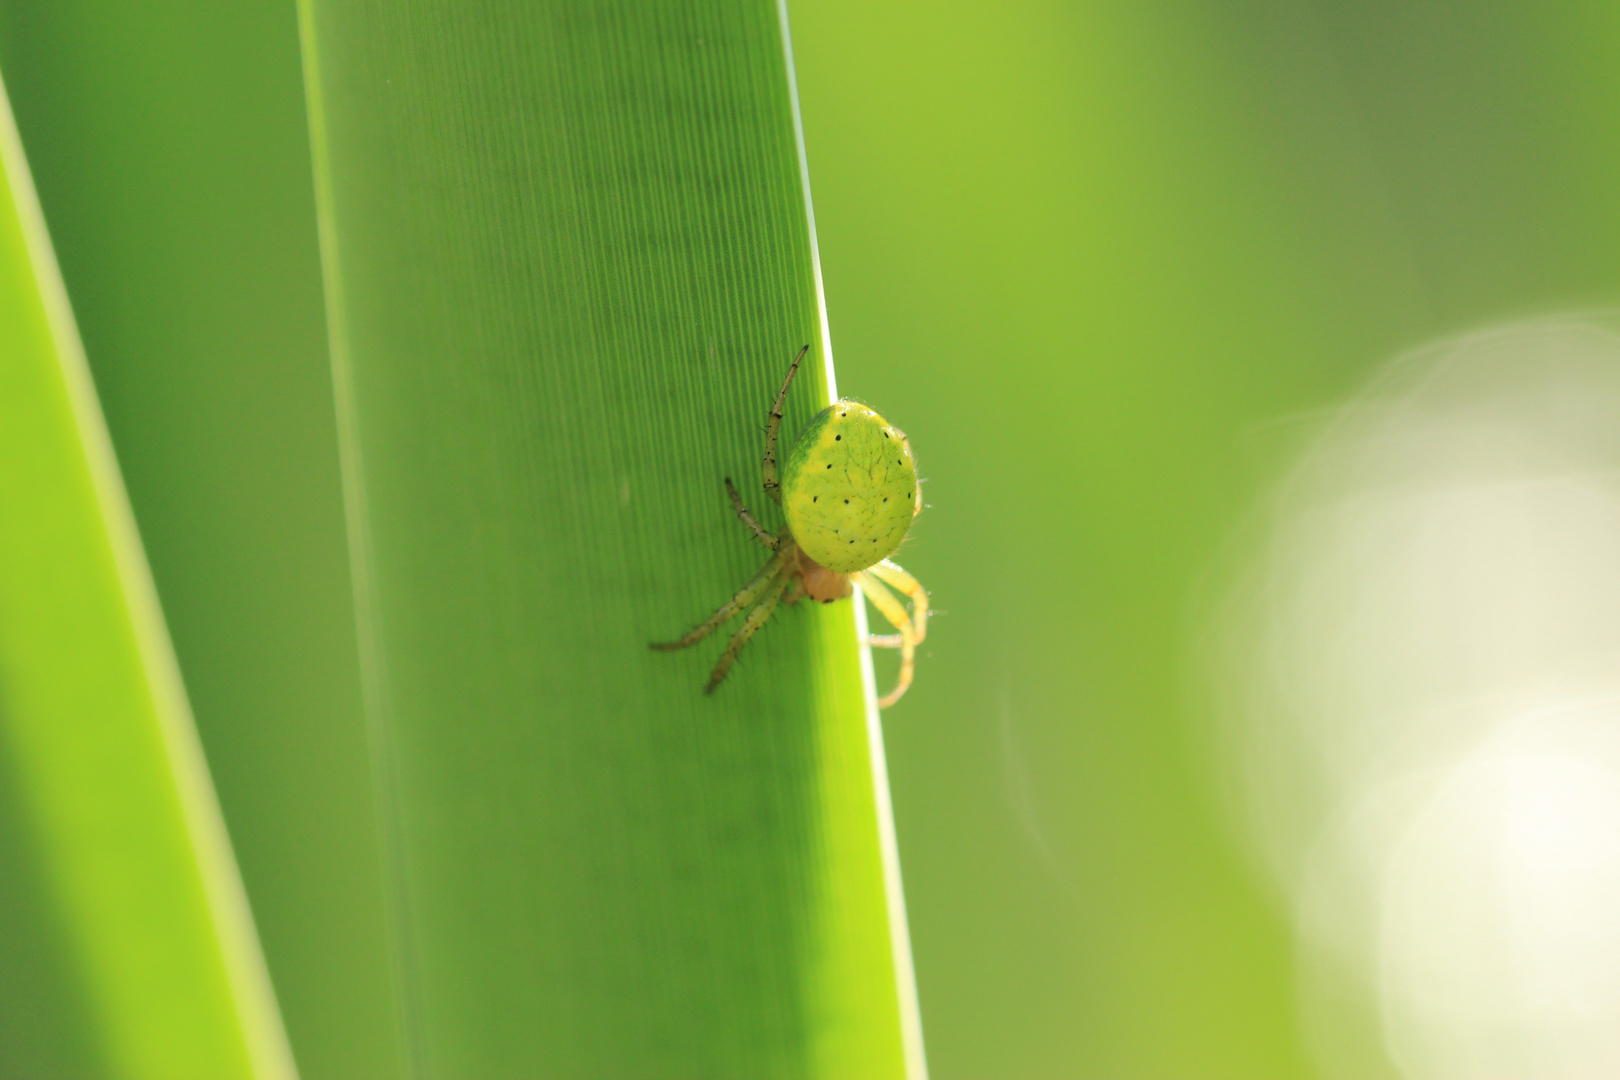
[
  {"left": 0, "top": 2, "right": 403, "bottom": 1074},
  {"left": 0, "top": 73, "right": 295, "bottom": 1080}
]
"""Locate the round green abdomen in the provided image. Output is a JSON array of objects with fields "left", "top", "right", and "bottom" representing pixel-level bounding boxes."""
[{"left": 781, "top": 400, "right": 918, "bottom": 573}]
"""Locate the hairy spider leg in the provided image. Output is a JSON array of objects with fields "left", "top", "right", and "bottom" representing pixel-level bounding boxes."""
[
  {"left": 706, "top": 573, "right": 793, "bottom": 693},
  {"left": 864, "top": 559, "right": 928, "bottom": 649},
  {"left": 852, "top": 570, "right": 917, "bottom": 708},
  {"left": 725, "top": 477, "right": 779, "bottom": 549},
  {"left": 761, "top": 344, "right": 810, "bottom": 505},
  {"left": 650, "top": 546, "right": 792, "bottom": 652}
]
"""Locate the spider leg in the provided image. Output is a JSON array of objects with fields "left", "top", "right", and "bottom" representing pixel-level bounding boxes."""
[
  {"left": 705, "top": 571, "right": 792, "bottom": 693},
  {"left": 761, "top": 344, "right": 810, "bottom": 505},
  {"left": 865, "top": 559, "right": 928, "bottom": 646},
  {"left": 651, "top": 547, "right": 791, "bottom": 651},
  {"left": 724, "top": 477, "right": 779, "bottom": 549},
  {"left": 852, "top": 571, "right": 917, "bottom": 708}
]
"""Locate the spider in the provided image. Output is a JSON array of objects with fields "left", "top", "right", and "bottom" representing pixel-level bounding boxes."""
[{"left": 653, "top": 345, "right": 929, "bottom": 707}]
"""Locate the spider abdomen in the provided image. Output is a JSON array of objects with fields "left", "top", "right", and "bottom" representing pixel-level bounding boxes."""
[{"left": 780, "top": 399, "right": 919, "bottom": 573}]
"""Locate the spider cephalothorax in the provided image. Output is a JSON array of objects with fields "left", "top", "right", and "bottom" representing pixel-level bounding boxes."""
[{"left": 653, "top": 346, "right": 929, "bottom": 707}]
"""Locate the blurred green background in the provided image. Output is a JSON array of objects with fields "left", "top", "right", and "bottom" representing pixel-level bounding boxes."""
[
  {"left": 790, "top": 1, "right": 1620, "bottom": 1077},
  {"left": 1, "top": 0, "right": 1618, "bottom": 1076}
]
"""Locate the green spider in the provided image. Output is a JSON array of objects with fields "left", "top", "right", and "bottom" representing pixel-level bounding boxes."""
[{"left": 653, "top": 345, "right": 929, "bottom": 707}]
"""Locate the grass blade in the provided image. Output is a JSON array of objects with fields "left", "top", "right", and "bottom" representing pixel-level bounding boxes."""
[
  {"left": 300, "top": 0, "right": 921, "bottom": 1074},
  {"left": 0, "top": 74, "right": 294, "bottom": 1079},
  {"left": 0, "top": 2, "right": 403, "bottom": 1074}
]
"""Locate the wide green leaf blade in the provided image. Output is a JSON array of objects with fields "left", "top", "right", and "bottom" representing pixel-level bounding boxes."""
[
  {"left": 0, "top": 77, "right": 294, "bottom": 1080},
  {"left": 300, "top": 0, "right": 922, "bottom": 1075}
]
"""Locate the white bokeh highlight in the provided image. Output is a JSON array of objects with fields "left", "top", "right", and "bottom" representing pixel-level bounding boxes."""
[{"left": 1208, "top": 318, "right": 1620, "bottom": 1080}]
